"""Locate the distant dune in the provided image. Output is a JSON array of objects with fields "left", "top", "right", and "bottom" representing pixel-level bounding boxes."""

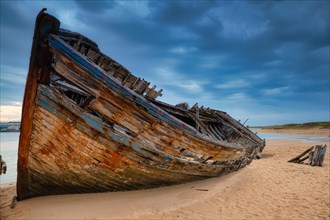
[
  {"left": 262, "top": 122, "right": 330, "bottom": 130},
  {"left": 258, "top": 122, "right": 330, "bottom": 136}
]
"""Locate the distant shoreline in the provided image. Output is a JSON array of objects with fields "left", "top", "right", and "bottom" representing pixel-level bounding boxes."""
[
  {"left": 254, "top": 121, "right": 329, "bottom": 130},
  {"left": 257, "top": 127, "right": 329, "bottom": 136}
]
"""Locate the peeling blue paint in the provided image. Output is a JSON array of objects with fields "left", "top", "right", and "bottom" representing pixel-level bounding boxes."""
[
  {"left": 132, "top": 145, "right": 141, "bottom": 152},
  {"left": 156, "top": 156, "right": 171, "bottom": 168},
  {"left": 132, "top": 145, "right": 156, "bottom": 160},
  {"left": 109, "top": 132, "right": 129, "bottom": 146},
  {"left": 80, "top": 112, "right": 104, "bottom": 133},
  {"left": 38, "top": 98, "right": 57, "bottom": 115}
]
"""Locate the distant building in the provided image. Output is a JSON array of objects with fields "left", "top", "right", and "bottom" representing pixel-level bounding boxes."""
[{"left": 0, "top": 121, "right": 21, "bottom": 132}]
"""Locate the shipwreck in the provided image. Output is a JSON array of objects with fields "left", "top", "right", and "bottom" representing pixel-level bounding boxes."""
[{"left": 17, "top": 9, "right": 265, "bottom": 200}]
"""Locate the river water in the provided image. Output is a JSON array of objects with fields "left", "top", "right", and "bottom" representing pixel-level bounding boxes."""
[
  {"left": 0, "top": 131, "right": 329, "bottom": 184},
  {"left": 0, "top": 132, "right": 19, "bottom": 184}
]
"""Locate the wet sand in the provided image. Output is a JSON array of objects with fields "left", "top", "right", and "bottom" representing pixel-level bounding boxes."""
[{"left": 1, "top": 137, "right": 329, "bottom": 219}]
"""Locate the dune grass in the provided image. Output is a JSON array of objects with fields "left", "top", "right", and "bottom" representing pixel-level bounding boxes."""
[{"left": 263, "top": 122, "right": 330, "bottom": 130}]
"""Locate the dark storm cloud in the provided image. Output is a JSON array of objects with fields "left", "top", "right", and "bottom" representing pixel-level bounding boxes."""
[
  {"left": 148, "top": 0, "right": 218, "bottom": 25},
  {"left": 0, "top": 2, "right": 42, "bottom": 107},
  {"left": 0, "top": 1, "right": 31, "bottom": 29},
  {"left": 0, "top": 0, "right": 329, "bottom": 124},
  {"left": 74, "top": 0, "right": 116, "bottom": 13}
]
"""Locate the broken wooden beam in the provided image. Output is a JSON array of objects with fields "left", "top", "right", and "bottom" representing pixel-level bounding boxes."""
[
  {"left": 134, "top": 79, "right": 149, "bottom": 94},
  {"left": 288, "top": 146, "right": 314, "bottom": 163},
  {"left": 208, "top": 125, "right": 223, "bottom": 141},
  {"left": 186, "top": 112, "right": 209, "bottom": 135},
  {"left": 297, "top": 155, "right": 309, "bottom": 163}
]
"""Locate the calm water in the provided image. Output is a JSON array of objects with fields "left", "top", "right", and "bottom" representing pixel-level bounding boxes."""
[
  {"left": 258, "top": 133, "right": 330, "bottom": 142},
  {"left": 0, "top": 132, "right": 19, "bottom": 184},
  {"left": 0, "top": 131, "right": 329, "bottom": 184}
]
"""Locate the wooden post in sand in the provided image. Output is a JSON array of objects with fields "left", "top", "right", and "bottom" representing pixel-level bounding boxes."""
[
  {"left": 308, "top": 145, "right": 327, "bottom": 167},
  {"left": 288, "top": 145, "right": 327, "bottom": 167},
  {"left": 0, "top": 155, "right": 7, "bottom": 175}
]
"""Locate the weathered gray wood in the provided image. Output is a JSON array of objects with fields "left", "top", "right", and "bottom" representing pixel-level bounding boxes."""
[
  {"left": 310, "top": 145, "right": 321, "bottom": 166},
  {"left": 122, "top": 72, "right": 131, "bottom": 85},
  {"left": 131, "top": 77, "right": 140, "bottom": 89},
  {"left": 191, "top": 102, "right": 198, "bottom": 109},
  {"left": 318, "top": 145, "right": 327, "bottom": 166},
  {"left": 154, "top": 89, "right": 163, "bottom": 98},
  {"left": 134, "top": 80, "right": 149, "bottom": 94},
  {"left": 175, "top": 102, "right": 189, "bottom": 110},
  {"left": 288, "top": 146, "right": 314, "bottom": 163},
  {"left": 186, "top": 111, "right": 210, "bottom": 136},
  {"left": 308, "top": 150, "right": 314, "bottom": 165},
  {"left": 146, "top": 85, "right": 157, "bottom": 99},
  {"left": 195, "top": 106, "right": 200, "bottom": 131},
  {"left": 208, "top": 125, "right": 223, "bottom": 141},
  {"left": 10, "top": 196, "right": 17, "bottom": 209},
  {"left": 309, "top": 145, "right": 327, "bottom": 166},
  {"left": 0, "top": 155, "right": 7, "bottom": 175},
  {"left": 207, "top": 126, "right": 218, "bottom": 140},
  {"left": 297, "top": 155, "right": 309, "bottom": 163},
  {"left": 213, "top": 125, "right": 226, "bottom": 140}
]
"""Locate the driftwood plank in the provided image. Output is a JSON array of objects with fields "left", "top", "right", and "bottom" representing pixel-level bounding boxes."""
[
  {"left": 288, "top": 146, "right": 314, "bottom": 163},
  {"left": 297, "top": 155, "right": 309, "bottom": 163}
]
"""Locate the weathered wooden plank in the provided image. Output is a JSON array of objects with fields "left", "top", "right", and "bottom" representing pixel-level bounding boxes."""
[
  {"left": 308, "top": 145, "right": 327, "bottom": 166},
  {"left": 288, "top": 146, "right": 314, "bottom": 163},
  {"left": 86, "top": 49, "right": 100, "bottom": 62},
  {"left": 309, "top": 145, "right": 321, "bottom": 166},
  {"left": 318, "top": 145, "right": 327, "bottom": 166},
  {"left": 208, "top": 125, "right": 223, "bottom": 141},
  {"left": 134, "top": 79, "right": 149, "bottom": 94},
  {"left": 297, "top": 155, "right": 309, "bottom": 163},
  {"left": 186, "top": 111, "right": 210, "bottom": 135},
  {"left": 213, "top": 125, "right": 226, "bottom": 140}
]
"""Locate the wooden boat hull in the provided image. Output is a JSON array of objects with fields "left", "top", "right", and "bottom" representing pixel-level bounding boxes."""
[{"left": 17, "top": 10, "right": 265, "bottom": 200}]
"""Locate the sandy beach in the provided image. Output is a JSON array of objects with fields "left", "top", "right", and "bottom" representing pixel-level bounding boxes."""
[{"left": 1, "top": 130, "right": 329, "bottom": 219}]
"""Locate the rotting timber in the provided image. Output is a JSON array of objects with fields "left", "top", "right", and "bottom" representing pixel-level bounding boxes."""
[{"left": 17, "top": 9, "right": 265, "bottom": 200}]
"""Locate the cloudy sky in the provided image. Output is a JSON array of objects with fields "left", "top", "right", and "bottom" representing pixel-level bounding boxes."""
[{"left": 1, "top": 0, "right": 329, "bottom": 126}]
